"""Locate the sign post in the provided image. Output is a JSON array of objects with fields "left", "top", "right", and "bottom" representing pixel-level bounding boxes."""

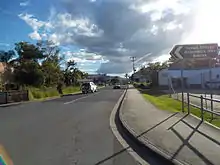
[
  {"left": 170, "top": 43, "right": 218, "bottom": 112},
  {"left": 181, "top": 60, "right": 184, "bottom": 112}
]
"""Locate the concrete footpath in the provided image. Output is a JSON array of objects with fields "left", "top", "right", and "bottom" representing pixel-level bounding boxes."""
[{"left": 120, "top": 88, "right": 220, "bottom": 165}]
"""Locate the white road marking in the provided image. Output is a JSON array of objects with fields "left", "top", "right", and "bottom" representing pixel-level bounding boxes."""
[{"left": 64, "top": 92, "right": 100, "bottom": 105}]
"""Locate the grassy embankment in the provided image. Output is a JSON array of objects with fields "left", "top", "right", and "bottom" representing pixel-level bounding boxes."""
[
  {"left": 28, "top": 85, "right": 105, "bottom": 100},
  {"left": 138, "top": 88, "right": 220, "bottom": 128},
  {"left": 28, "top": 86, "right": 81, "bottom": 100}
]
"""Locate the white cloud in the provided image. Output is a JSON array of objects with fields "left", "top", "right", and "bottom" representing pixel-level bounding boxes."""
[
  {"left": 152, "top": 54, "right": 170, "bottom": 63},
  {"left": 137, "top": 0, "right": 191, "bottom": 16},
  {"left": 29, "top": 31, "right": 41, "bottom": 40},
  {"left": 18, "top": 13, "right": 45, "bottom": 31},
  {"left": 18, "top": 11, "right": 103, "bottom": 47},
  {"left": 48, "top": 33, "right": 60, "bottom": 46},
  {"left": 163, "top": 22, "right": 183, "bottom": 31},
  {"left": 150, "top": 25, "right": 159, "bottom": 35},
  {"left": 63, "top": 50, "right": 104, "bottom": 62},
  {"left": 20, "top": 1, "right": 30, "bottom": 7},
  {"left": 182, "top": 0, "right": 220, "bottom": 44},
  {"left": 18, "top": 0, "right": 196, "bottom": 74},
  {"left": 54, "top": 13, "right": 103, "bottom": 37}
]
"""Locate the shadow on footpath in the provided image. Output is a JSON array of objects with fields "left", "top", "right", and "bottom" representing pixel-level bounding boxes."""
[
  {"left": 168, "top": 114, "right": 220, "bottom": 165},
  {"left": 94, "top": 90, "right": 175, "bottom": 165}
]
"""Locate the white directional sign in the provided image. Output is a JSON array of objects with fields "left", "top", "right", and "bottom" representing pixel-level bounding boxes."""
[{"left": 170, "top": 43, "right": 218, "bottom": 59}]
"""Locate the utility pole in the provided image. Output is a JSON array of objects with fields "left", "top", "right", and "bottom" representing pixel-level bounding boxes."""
[{"left": 130, "top": 56, "right": 136, "bottom": 73}]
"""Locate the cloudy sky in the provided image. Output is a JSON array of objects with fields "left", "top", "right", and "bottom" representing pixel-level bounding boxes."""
[{"left": 0, "top": 0, "right": 219, "bottom": 75}]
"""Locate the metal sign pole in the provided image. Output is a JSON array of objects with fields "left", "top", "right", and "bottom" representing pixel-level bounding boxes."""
[
  {"left": 181, "top": 60, "right": 184, "bottom": 112},
  {"left": 209, "top": 59, "right": 214, "bottom": 120},
  {"left": 169, "top": 43, "right": 218, "bottom": 114}
]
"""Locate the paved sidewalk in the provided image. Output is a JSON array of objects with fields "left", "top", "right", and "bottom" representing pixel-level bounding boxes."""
[{"left": 120, "top": 88, "right": 220, "bottom": 165}]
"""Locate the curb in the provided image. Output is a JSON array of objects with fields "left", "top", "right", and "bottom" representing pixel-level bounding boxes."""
[
  {"left": 118, "top": 89, "right": 188, "bottom": 165},
  {"left": 0, "top": 91, "right": 82, "bottom": 108},
  {"left": 109, "top": 88, "right": 150, "bottom": 165}
]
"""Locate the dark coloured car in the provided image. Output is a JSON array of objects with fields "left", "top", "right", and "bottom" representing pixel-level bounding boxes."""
[{"left": 113, "top": 84, "right": 121, "bottom": 89}]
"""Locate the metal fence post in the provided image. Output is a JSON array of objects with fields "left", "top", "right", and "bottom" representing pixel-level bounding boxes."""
[
  {"left": 26, "top": 90, "right": 29, "bottom": 101},
  {"left": 182, "top": 91, "right": 184, "bottom": 113},
  {"left": 200, "top": 95, "right": 204, "bottom": 122},
  {"left": 187, "top": 93, "right": 190, "bottom": 114},
  {"left": 211, "top": 93, "right": 214, "bottom": 120}
]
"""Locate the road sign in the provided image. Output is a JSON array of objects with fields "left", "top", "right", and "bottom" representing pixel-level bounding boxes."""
[{"left": 170, "top": 43, "right": 218, "bottom": 59}]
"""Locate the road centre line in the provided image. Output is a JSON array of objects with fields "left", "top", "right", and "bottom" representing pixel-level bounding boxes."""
[{"left": 64, "top": 92, "right": 100, "bottom": 105}]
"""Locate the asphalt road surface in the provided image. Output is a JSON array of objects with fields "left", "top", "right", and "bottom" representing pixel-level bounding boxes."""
[{"left": 0, "top": 87, "right": 138, "bottom": 165}]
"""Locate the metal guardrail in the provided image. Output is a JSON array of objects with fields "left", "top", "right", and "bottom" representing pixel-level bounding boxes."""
[{"left": 185, "top": 93, "right": 220, "bottom": 121}]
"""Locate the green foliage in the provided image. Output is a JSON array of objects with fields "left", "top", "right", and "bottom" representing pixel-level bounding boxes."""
[
  {"left": 63, "top": 86, "right": 80, "bottom": 94},
  {"left": 140, "top": 89, "right": 220, "bottom": 128},
  {"left": 29, "top": 87, "right": 58, "bottom": 99},
  {"left": 0, "top": 40, "right": 89, "bottom": 90},
  {"left": 110, "top": 76, "right": 120, "bottom": 84},
  {"left": 0, "top": 50, "right": 15, "bottom": 63},
  {"left": 28, "top": 86, "right": 80, "bottom": 100}
]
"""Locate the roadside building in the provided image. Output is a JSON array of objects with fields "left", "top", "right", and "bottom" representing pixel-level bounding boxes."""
[
  {"left": 159, "top": 66, "right": 220, "bottom": 89},
  {"left": 132, "top": 72, "right": 151, "bottom": 83}
]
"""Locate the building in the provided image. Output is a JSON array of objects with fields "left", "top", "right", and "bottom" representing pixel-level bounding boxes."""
[
  {"left": 132, "top": 71, "right": 151, "bottom": 83},
  {"left": 158, "top": 67, "right": 220, "bottom": 89}
]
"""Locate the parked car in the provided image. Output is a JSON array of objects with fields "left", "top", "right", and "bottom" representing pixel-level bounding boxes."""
[
  {"left": 81, "top": 82, "right": 97, "bottom": 94},
  {"left": 113, "top": 84, "right": 121, "bottom": 89}
]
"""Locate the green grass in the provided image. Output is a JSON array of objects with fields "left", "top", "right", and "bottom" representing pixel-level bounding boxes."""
[
  {"left": 28, "top": 86, "right": 80, "bottom": 100},
  {"left": 28, "top": 85, "right": 104, "bottom": 101},
  {"left": 62, "top": 86, "right": 80, "bottom": 94},
  {"left": 139, "top": 89, "right": 220, "bottom": 128}
]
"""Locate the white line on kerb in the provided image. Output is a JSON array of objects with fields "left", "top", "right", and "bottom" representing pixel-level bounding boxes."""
[{"left": 64, "top": 92, "right": 99, "bottom": 105}]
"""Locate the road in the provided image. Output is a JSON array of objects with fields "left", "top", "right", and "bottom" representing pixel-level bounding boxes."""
[
  {"left": 172, "top": 92, "right": 220, "bottom": 112},
  {"left": 0, "top": 87, "right": 138, "bottom": 165}
]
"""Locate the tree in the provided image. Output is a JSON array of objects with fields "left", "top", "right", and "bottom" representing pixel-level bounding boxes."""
[
  {"left": 0, "top": 40, "right": 89, "bottom": 89},
  {"left": 39, "top": 41, "right": 64, "bottom": 86},
  {"left": 111, "top": 76, "right": 120, "bottom": 85},
  {"left": 41, "top": 58, "right": 63, "bottom": 87},
  {"left": 14, "top": 42, "right": 46, "bottom": 61},
  {"left": 0, "top": 50, "right": 16, "bottom": 84},
  {"left": 0, "top": 50, "right": 15, "bottom": 63},
  {"left": 13, "top": 60, "right": 44, "bottom": 87},
  {"left": 63, "top": 60, "right": 79, "bottom": 86},
  {"left": 12, "top": 42, "right": 46, "bottom": 87}
]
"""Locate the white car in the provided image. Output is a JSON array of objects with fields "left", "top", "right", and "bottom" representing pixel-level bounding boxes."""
[{"left": 81, "top": 82, "right": 98, "bottom": 94}]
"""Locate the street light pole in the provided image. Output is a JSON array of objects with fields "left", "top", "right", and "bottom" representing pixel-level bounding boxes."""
[{"left": 130, "top": 56, "right": 136, "bottom": 73}]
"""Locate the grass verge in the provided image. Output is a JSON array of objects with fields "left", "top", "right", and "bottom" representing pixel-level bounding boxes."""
[
  {"left": 28, "top": 85, "right": 104, "bottom": 101},
  {"left": 139, "top": 88, "right": 220, "bottom": 128},
  {"left": 28, "top": 86, "right": 80, "bottom": 100}
]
